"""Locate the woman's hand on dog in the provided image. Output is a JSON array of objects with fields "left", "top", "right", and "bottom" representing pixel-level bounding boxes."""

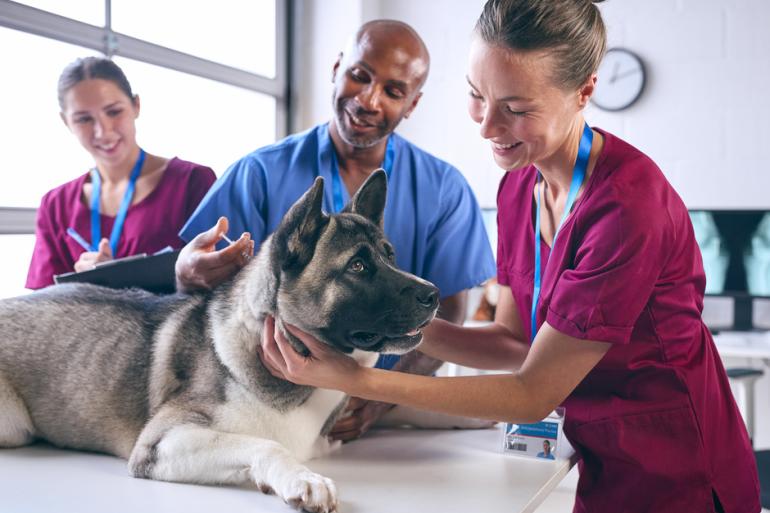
[
  {"left": 260, "top": 315, "right": 362, "bottom": 391},
  {"left": 175, "top": 217, "right": 254, "bottom": 292}
]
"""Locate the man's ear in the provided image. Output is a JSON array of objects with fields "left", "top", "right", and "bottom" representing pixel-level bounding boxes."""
[
  {"left": 403, "top": 91, "right": 423, "bottom": 119},
  {"left": 332, "top": 53, "right": 343, "bottom": 83},
  {"left": 271, "top": 177, "right": 329, "bottom": 271},
  {"left": 342, "top": 169, "right": 387, "bottom": 228}
]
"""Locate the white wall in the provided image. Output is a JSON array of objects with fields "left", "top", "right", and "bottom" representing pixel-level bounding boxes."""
[
  {"left": 294, "top": 0, "right": 770, "bottom": 449},
  {"left": 293, "top": 0, "right": 381, "bottom": 132},
  {"left": 295, "top": 0, "right": 770, "bottom": 209},
  {"left": 293, "top": 0, "right": 498, "bottom": 205}
]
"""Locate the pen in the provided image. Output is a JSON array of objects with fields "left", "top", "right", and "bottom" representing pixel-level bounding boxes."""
[
  {"left": 222, "top": 233, "right": 252, "bottom": 260},
  {"left": 153, "top": 245, "right": 174, "bottom": 255},
  {"left": 66, "top": 227, "right": 91, "bottom": 251}
]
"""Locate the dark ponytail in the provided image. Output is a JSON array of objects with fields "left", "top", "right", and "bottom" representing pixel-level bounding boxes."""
[{"left": 57, "top": 56, "right": 135, "bottom": 110}]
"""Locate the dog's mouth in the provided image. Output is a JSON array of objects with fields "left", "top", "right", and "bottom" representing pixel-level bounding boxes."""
[{"left": 347, "top": 321, "right": 429, "bottom": 351}]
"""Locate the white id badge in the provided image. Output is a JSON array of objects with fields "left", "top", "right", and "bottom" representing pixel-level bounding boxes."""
[{"left": 501, "top": 407, "right": 572, "bottom": 460}]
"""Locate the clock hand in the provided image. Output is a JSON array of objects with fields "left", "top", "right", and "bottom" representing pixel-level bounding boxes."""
[
  {"left": 609, "top": 61, "right": 621, "bottom": 84},
  {"left": 614, "top": 68, "right": 641, "bottom": 82}
]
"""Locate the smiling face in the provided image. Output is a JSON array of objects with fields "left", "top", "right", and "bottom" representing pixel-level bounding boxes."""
[
  {"left": 330, "top": 24, "right": 428, "bottom": 149},
  {"left": 60, "top": 78, "right": 140, "bottom": 170},
  {"left": 466, "top": 38, "right": 591, "bottom": 172}
]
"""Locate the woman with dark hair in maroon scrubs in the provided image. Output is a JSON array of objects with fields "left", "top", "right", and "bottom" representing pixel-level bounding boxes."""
[{"left": 259, "top": 1, "right": 761, "bottom": 511}]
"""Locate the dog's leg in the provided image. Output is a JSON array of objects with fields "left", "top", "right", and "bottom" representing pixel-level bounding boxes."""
[
  {"left": 0, "top": 373, "right": 35, "bottom": 447},
  {"left": 129, "top": 407, "right": 338, "bottom": 513},
  {"left": 309, "top": 435, "right": 342, "bottom": 459}
]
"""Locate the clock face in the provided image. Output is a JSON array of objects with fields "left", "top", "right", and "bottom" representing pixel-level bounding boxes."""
[{"left": 591, "top": 48, "right": 646, "bottom": 111}]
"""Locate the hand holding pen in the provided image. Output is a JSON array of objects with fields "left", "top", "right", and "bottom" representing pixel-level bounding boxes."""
[
  {"left": 67, "top": 227, "right": 113, "bottom": 272},
  {"left": 174, "top": 217, "right": 254, "bottom": 293}
]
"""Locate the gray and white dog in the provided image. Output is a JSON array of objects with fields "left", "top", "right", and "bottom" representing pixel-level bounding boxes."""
[{"left": 0, "top": 170, "right": 439, "bottom": 513}]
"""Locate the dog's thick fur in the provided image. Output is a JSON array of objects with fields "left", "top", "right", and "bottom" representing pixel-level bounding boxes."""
[{"left": 0, "top": 170, "right": 439, "bottom": 512}]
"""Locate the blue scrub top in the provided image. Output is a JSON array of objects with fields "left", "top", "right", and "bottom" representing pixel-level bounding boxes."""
[{"left": 180, "top": 123, "right": 496, "bottom": 368}]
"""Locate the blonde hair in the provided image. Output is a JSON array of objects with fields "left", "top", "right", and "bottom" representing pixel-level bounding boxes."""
[{"left": 475, "top": 0, "right": 607, "bottom": 90}]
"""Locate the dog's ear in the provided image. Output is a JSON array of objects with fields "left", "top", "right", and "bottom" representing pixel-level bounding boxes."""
[
  {"left": 272, "top": 177, "right": 329, "bottom": 271},
  {"left": 342, "top": 168, "right": 387, "bottom": 228}
]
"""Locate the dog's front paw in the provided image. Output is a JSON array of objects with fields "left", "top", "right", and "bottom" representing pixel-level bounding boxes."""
[{"left": 279, "top": 470, "right": 338, "bottom": 513}]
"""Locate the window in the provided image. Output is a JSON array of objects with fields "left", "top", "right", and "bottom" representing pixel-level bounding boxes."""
[
  {"left": 0, "top": 0, "right": 287, "bottom": 298},
  {"left": 114, "top": 57, "right": 277, "bottom": 175},
  {"left": 12, "top": 0, "right": 104, "bottom": 26},
  {"left": 111, "top": 0, "right": 276, "bottom": 77},
  {"left": 0, "top": 27, "right": 97, "bottom": 208}
]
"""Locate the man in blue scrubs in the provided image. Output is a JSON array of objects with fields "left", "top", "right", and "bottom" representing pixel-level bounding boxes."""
[{"left": 176, "top": 20, "right": 495, "bottom": 440}]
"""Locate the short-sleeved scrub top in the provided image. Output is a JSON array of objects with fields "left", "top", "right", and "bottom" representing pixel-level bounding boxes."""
[
  {"left": 497, "top": 128, "right": 760, "bottom": 513},
  {"left": 180, "top": 123, "right": 496, "bottom": 369},
  {"left": 26, "top": 158, "right": 216, "bottom": 289}
]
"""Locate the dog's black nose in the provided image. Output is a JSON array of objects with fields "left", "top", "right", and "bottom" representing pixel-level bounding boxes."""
[{"left": 416, "top": 288, "right": 438, "bottom": 310}]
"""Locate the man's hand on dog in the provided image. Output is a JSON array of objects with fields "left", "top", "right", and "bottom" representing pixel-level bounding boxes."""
[
  {"left": 329, "top": 398, "right": 394, "bottom": 441},
  {"left": 260, "top": 315, "right": 362, "bottom": 391},
  {"left": 175, "top": 217, "right": 254, "bottom": 292}
]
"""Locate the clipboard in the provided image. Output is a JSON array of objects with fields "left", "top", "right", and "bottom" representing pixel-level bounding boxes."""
[{"left": 53, "top": 249, "right": 181, "bottom": 294}]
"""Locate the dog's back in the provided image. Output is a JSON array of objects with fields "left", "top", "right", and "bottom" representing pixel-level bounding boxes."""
[{"left": 0, "top": 284, "right": 187, "bottom": 456}]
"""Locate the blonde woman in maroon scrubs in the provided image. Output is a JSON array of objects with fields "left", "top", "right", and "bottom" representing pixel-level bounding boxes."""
[{"left": 260, "top": 1, "right": 761, "bottom": 511}]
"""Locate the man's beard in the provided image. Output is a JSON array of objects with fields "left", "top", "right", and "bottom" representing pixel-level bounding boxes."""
[{"left": 334, "top": 105, "right": 390, "bottom": 149}]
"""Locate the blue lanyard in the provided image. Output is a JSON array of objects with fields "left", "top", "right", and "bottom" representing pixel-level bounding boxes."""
[
  {"left": 90, "top": 148, "right": 145, "bottom": 254},
  {"left": 531, "top": 124, "right": 593, "bottom": 343},
  {"left": 330, "top": 136, "right": 394, "bottom": 213}
]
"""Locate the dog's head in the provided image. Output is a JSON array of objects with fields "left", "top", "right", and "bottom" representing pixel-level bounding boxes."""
[{"left": 269, "top": 169, "right": 439, "bottom": 355}]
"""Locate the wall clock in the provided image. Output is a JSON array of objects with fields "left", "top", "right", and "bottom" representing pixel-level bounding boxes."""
[{"left": 591, "top": 48, "right": 646, "bottom": 111}]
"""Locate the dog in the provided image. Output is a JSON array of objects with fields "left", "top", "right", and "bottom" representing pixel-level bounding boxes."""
[{"left": 0, "top": 169, "right": 439, "bottom": 513}]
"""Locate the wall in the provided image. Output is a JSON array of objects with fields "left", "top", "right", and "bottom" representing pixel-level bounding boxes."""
[
  {"left": 295, "top": 0, "right": 770, "bottom": 209},
  {"left": 294, "top": 0, "right": 770, "bottom": 449},
  {"left": 292, "top": 0, "right": 378, "bottom": 132}
]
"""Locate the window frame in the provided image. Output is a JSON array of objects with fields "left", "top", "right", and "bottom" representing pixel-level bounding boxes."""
[{"left": 0, "top": 0, "right": 290, "bottom": 234}]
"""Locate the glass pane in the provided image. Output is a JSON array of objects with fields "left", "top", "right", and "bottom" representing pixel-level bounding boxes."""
[
  {"left": 0, "top": 235, "right": 36, "bottom": 299},
  {"left": 13, "top": 0, "right": 104, "bottom": 27},
  {"left": 0, "top": 27, "right": 99, "bottom": 208},
  {"left": 114, "top": 57, "right": 276, "bottom": 177},
  {"left": 112, "top": 0, "right": 276, "bottom": 77}
]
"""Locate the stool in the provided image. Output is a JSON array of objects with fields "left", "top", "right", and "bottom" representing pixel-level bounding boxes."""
[{"left": 726, "top": 367, "right": 770, "bottom": 508}]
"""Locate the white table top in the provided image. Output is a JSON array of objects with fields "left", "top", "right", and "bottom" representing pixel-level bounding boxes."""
[
  {"left": 0, "top": 428, "right": 574, "bottom": 513},
  {"left": 713, "top": 331, "right": 770, "bottom": 361}
]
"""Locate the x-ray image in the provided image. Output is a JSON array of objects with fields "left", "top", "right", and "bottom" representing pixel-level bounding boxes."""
[
  {"left": 690, "top": 211, "right": 729, "bottom": 294},
  {"left": 744, "top": 213, "right": 770, "bottom": 296}
]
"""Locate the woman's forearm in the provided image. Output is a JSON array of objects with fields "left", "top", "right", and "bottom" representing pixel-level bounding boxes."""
[
  {"left": 417, "top": 319, "right": 530, "bottom": 371},
  {"left": 345, "top": 323, "right": 610, "bottom": 424},
  {"left": 349, "top": 367, "right": 547, "bottom": 424}
]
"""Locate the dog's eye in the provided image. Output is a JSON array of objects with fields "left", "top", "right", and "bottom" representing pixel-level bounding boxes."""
[{"left": 348, "top": 259, "right": 366, "bottom": 273}]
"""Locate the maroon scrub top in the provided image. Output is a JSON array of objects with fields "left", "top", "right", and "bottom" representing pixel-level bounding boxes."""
[
  {"left": 26, "top": 158, "right": 216, "bottom": 289},
  {"left": 496, "top": 128, "right": 760, "bottom": 513}
]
